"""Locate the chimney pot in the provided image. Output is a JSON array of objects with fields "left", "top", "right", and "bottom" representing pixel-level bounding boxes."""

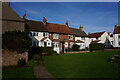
[
  {"left": 66, "top": 20, "right": 68, "bottom": 26},
  {"left": 115, "top": 25, "right": 117, "bottom": 28},
  {"left": 79, "top": 25, "right": 83, "bottom": 31},
  {"left": 23, "top": 14, "right": 26, "bottom": 20},
  {"left": 43, "top": 17, "right": 47, "bottom": 25},
  {"left": 88, "top": 32, "right": 90, "bottom": 35}
]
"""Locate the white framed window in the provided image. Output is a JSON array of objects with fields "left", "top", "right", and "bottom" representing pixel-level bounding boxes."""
[
  {"left": 53, "top": 34, "right": 58, "bottom": 39},
  {"left": 69, "top": 42, "right": 73, "bottom": 48},
  {"left": 31, "top": 32, "right": 38, "bottom": 36},
  {"left": 81, "top": 37, "right": 85, "bottom": 40},
  {"left": 43, "top": 32, "right": 49, "bottom": 37},
  {"left": 118, "top": 35, "right": 120, "bottom": 38},
  {"left": 68, "top": 35, "right": 73, "bottom": 40},
  {"left": 53, "top": 42, "right": 59, "bottom": 47},
  {"left": 32, "top": 41, "right": 39, "bottom": 46}
]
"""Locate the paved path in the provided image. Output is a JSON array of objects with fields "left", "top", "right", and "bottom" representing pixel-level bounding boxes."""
[{"left": 33, "top": 65, "right": 54, "bottom": 79}]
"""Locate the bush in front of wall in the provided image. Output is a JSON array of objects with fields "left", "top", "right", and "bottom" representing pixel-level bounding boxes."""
[
  {"left": 89, "top": 43, "right": 104, "bottom": 52},
  {"left": 72, "top": 44, "right": 80, "bottom": 51},
  {"left": 17, "top": 58, "right": 26, "bottom": 66},
  {"left": 28, "top": 46, "right": 42, "bottom": 60},
  {"left": 2, "top": 31, "right": 32, "bottom": 53}
]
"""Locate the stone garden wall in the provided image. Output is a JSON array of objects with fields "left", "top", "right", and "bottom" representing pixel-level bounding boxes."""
[{"left": 2, "top": 49, "right": 28, "bottom": 66}]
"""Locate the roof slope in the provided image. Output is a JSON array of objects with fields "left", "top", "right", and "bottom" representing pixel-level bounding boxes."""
[
  {"left": 2, "top": 2, "right": 23, "bottom": 21},
  {"left": 113, "top": 26, "right": 120, "bottom": 34},
  {"left": 26, "top": 20, "right": 48, "bottom": 32},
  {"left": 88, "top": 32, "right": 105, "bottom": 38},
  {"left": 46, "top": 23, "right": 75, "bottom": 35},
  {"left": 70, "top": 28, "right": 88, "bottom": 37}
]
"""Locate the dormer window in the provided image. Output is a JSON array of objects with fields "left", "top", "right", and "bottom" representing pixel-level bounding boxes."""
[{"left": 53, "top": 34, "right": 58, "bottom": 39}]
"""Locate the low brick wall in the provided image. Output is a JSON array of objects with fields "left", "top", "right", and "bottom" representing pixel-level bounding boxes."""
[{"left": 2, "top": 49, "right": 28, "bottom": 66}]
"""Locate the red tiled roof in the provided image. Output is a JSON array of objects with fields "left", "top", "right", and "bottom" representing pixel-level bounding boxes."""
[
  {"left": 41, "top": 37, "right": 47, "bottom": 41},
  {"left": 113, "top": 26, "right": 120, "bottom": 34},
  {"left": 46, "top": 23, "right": 75, "bottom": 35},
  {"left": 88, "top": 32, "right": 105, "bottom": 38}
]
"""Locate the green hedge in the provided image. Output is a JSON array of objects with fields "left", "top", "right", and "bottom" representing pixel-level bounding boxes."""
[
  {"left": 28, "top": 46, "right": 54, "bottom": 60},
  {"left": 2, "top": 31, "right": 31, "bottom": 53},
  {"left": 89, "top": 43, "right": 104, "bottom": 52},
  {"left": 72, "top": 44, "right": 80, "bottom": 51}
]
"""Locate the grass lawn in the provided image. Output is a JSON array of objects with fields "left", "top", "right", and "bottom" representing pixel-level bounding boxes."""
[
  {"left": 2, "top": 60, "right": 39, "bottom": 79},
  {"left": 43, "top": 51, "right": 120, "bottom": 78},
  {"left": 2, "top": 67, "right": 35, "bottom": 79}
]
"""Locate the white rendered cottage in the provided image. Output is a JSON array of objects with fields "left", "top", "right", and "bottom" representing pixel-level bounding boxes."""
[
  {"left": 113, "top": 25, "right": 120, "bottom": 48},
  {"left": 88, "top": 31, "right": 113, "bottom": 48},
  {"left": 70, "top": 26, "right": 89, "bottom": 49},
  {"left": 26, "top": 20, "right": 52, "bottom": 47}
]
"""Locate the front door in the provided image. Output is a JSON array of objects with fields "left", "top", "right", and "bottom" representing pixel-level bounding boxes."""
[{"left": 44, "top": 42, "right": 47, "bottom": 46}]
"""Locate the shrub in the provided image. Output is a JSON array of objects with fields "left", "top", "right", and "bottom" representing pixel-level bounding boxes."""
[
  {"left": 72, "top": 44, "right": 80, "bottom": 51},
  {"left": 89, "top": 43, "right": 104, "bottom": 52},
  {"left": 41, "top": 47, "right": 54, "bottom": 56},
  {"left": 85, "top": 47, "right": 89, "bottom": 50},
  {"left": 66, "top": 47, "right": 73, "bottom": 52},
  {"left": 28, "top": 46, "right": 42, "bottom": 60},
  {"left": 17, "top": 58, "right": 26, "bottom": 66},
  {"left": 2, "top": 31, "right": 31, "bottom": 53},
  {"left": 32, "top": 54, "right": 41, "bottom": 61},
  {"left": 28, "top": 46, "right": 54, "bottom": 60}
]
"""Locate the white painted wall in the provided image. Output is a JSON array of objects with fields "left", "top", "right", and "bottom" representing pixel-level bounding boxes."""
[
  {"left": 76, "top": 43, "right": 85, "bottom": 49},
  {"left": 113, "top": 34, "right": 120, "bottom": 47},
  {"left": 75, "top": 37, "right": 90, "bottom": 48},
  {"left": 53, "top": 42, "right": 60, "bottom": 54}
]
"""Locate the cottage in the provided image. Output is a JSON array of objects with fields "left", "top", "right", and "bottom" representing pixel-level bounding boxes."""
[
  {"left": 70, "top": 26, "right": 89, "bottom": 49},
  {"left": 88, "top": 31, "right": 112, "bottom": 48},
  {"left": 26, "top": 17, "right": 75, "bottom": 53},
  {"left": 113, "top": 25, "right": 120, "bottom": 48}
]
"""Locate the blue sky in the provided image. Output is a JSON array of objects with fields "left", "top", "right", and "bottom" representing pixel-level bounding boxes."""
[{"left": 10, "top": 2, "right": 118, "bottom": 33}]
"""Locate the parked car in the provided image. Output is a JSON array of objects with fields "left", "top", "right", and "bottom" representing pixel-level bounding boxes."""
[{"left": 109, "top": 55, "right": 120, "bottom": 63}]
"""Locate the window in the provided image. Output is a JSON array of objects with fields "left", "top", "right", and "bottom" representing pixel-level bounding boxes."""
[
  {"left": 69, "top": 42, "right": 73, "bottom": 47},
  {"left": 53, "top": 34, "right": 58, "bottom": 39},
  {"left": 96, "top": 37, "right": 98, "bottom": 40},
  {"left": 32, "top": 41, "right": 39, "bottom": 46},
  {"left": 43, "top": 33, "right": 48, "bottom": 37},
  {"left": 53, "top": 42, "right": 59, "bottom": 47},
  {"left": 68, "top": 35, "right": 73, "bottom": 40},
  {"left": 81, "top": 37, "right": 85, "bottom": 40},
  {"left": 32, "top": 32, "right": 38, "bottom": 36},
  {"left": 118, "top": 35, "right": 120, "bottom": 38}
]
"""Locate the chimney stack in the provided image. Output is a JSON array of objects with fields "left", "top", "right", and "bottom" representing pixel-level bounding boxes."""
[
  {"left": 23, "top": 14, "right": 26, "bottom": 20},
  {"left": 115, "top": 25, "right": 117, "bottom": 28},
  {"left": 88, "top": 32, "right": 90, "bottom": 35},
  {"left": 43, "top": 17, "right": 47, "bottom": 25},
  {"left": 79, "top": 25, "right": 83, "bottom": 31},
  {"left": 66, "top": 20, "right": 68, "bottom": 27}
]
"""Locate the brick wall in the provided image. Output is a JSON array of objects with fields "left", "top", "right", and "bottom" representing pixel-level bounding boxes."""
[{"left": 2, "top": 49, "right": 28, "bottom": 66}]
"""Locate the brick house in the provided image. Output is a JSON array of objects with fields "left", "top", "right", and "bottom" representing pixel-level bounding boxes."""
[
  {"left": 2, "top": 2, "right": 25, "bottom": 34},
  {"left": 113, "top": 25, "right": 120, "bottom": 48}
]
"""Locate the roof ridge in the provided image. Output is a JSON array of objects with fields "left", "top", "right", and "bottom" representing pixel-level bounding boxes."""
[
  {"left": 47, "top": 23, "right": 66, "bottom": 26},
  {"left": 89, "top": 31, "right": 105, "bottom": 34}
]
